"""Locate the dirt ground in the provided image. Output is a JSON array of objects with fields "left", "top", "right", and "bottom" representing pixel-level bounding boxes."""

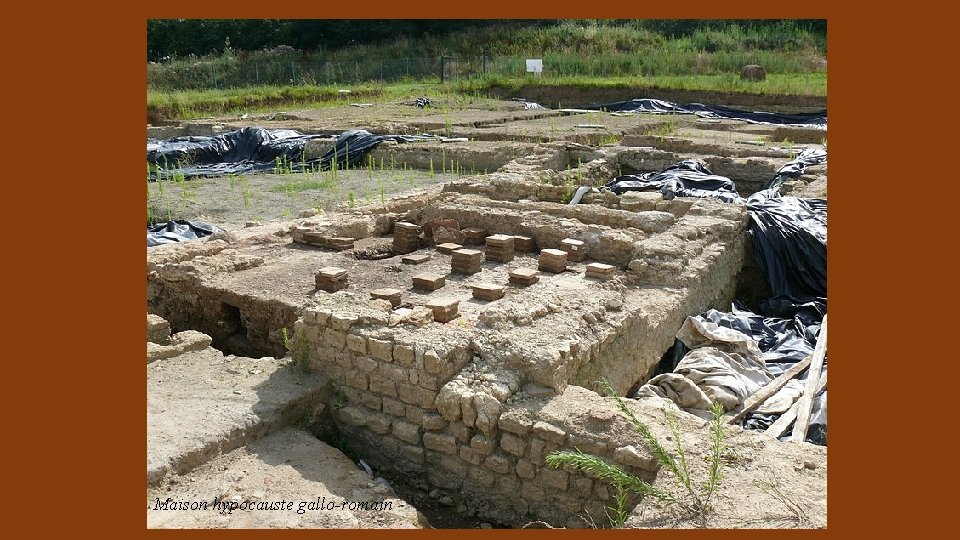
[{"left": 147, "top": 167, "right": 463, "bottom": 230}]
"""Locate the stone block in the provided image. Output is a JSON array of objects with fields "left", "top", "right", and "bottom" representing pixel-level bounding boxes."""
[
  {"left": 392, "top": 419, "right": 421, "bottom": 445},
  {"left": 532, "top": 421, "right": 566, "bottom": 444},
  {"left": 412, "top": 272, "right": 445, "bottom": 291},
  {"left": 559, "top": 238, "right": 587, "bottom": 262},
  {"left": 401, "top": 253, "right": 431, "bottom": 265},
  {"left": 483, "top": 453, "right": 512, "bottom": 474},
  {"left": 370, "top": 288, "right": 402, "bottom": 307},
  {"left": 508, "top": 267, "right": 540, "bottom": 286},
  {"left": 368, "top": 338, "right": 393, "bottom": 362},
  {"left": 500, "top": 433, "right": 527, "bottom": 457},
  {"left": 425, "top": 297, "right": 460, "bottom": 323},
  {"left": 451, "top": 249, "right": 483, "bottom": 274},
  {"left": 370, "top": 377, "right": 397, "bottom": 398},
  {"left": 382, "top": 397, "right": 406, "bottom": 417},
  {"left": 436, "top": 242, "right": 462, "bottom": 255},
  {"left": 316, "top": 266, "right": 349, "bottom": 292},
  {"left": 471, "top": 283, "right": 505, "bottom": 301},
  {"left": 585, "top": 262, "right": 615, "bottom": 280},
  {"left": 423, "top": 432, "right": 458, "bottom": 454},
  {"left": 538, "top": 249, "right": 568, "bottom": 273},
  {"left": 393, "top": 344, "right": 415, "bottom": 366},
  {"left": 346, "top": 333, "right": 367, "bottom": 354},
  {"left": 422, "top": 413, "right": 448, "bottom": 431}
]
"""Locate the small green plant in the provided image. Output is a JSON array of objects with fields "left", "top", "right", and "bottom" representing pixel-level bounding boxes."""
[
  {"left": 282, "top": 327, "right": 310, "bottom": 371},
  {"left": 598, "top": 133, "right": 621, "bottom": 146},
  {"left": 563, "top": 176, "right": 576, "bottom": 204},
  {"left": 348, "top": 191, "right": 356, "bottom": 208},
  {"left": 240, "top": 178, "right": 252, "bottom": 209},
  {"left": 650, "top": 117, "right": 678, "bottom": 138},
  {"left": 781, "top": 137, "right": 797, "bottom": 159},
  {"left": 546, "top": 379, "right": 727, "bottom": 527},
  {"left": 429, "top": 157, "right": 435, "bottom": 177}
]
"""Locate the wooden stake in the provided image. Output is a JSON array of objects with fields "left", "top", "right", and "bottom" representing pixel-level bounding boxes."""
[
  {"left": 791, "top": 314, "right": 828, "bottom": 442},
  {"left": 727, "top": 353, "right": 813, "bottom": 425}
]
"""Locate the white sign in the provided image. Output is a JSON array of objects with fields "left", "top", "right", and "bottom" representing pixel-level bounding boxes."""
[{"left": 525, "top": 59, "right": 543, "bottom": 73}]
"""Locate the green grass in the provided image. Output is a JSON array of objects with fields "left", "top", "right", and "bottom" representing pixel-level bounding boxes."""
[
  {"left": 545, "top": 379, "right": 728, "bottom": 526},
  {"left": 149, "top": 20, "right": 824, "bottom": 92},
  {"left": 149, "top": 72, "right": 824, "bottom": 123},
  {"left": 148, "top": 22, "right": 824, "bottom": 121},
  {"left": 270, "top": 177, "right": 335, "bottom": 194},
  {"left": 464, "top": 72, "right": 826, "bottom": 97}
]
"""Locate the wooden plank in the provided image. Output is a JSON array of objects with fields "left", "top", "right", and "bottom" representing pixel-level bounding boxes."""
[
  {"left": 726, "top": 353, "right": 813, "bottom": 425},
  {"left": 765, "top": 371, "right": 827, "bottom": 439},
  {"left": 791, "top": 314, "right": 828, "bottom": 442}
]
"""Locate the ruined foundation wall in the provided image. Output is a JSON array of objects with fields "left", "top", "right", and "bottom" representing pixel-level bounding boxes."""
[
  {"left": 148, "top": 246, "right": 299, "bottom": 358},
  {"left": 291, "top": 296, "right": 663, "bottom": 527}
]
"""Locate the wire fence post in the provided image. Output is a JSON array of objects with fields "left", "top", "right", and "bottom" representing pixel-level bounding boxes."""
[{"left": 440, "top": 56, "right": 445, "bottom": 83}]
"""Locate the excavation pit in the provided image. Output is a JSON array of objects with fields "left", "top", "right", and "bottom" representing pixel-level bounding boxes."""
[
  {"left": 148, "top": 183, "right": 755, "bottom": 527},
  {"left": 148, "top": 94, "right": 828, "bottom": 528}
]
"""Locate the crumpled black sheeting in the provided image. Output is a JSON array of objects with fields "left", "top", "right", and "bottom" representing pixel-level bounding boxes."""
[
  {"left": 751, "top": 148, "right": 828, "bottom": 202},
  {"left": 148, "top": 127, "right": 324, "bottom": 172},
  {"left": 148, "top": 127, "right": 443, "bottom": 180},
  {"left": 628, "top": 149, "right": 827, "bottom": 444},
  {"left": 650, "top": 301, "right": 827, "bottom": 445},
  {"left": 655, "top": 298, "right": 824, "bottom": 376},
  {"left": 147, "top": 220, "right": 223, "bottom": 247},
  {"left": 604, "top": 159, "right": 742, "bottom": 203},
  {"left": 587, "top": 98, "right": 826, "bottom": 128},
  {"left": 747, "top": 197, "right": 827, "bottom": 300}
]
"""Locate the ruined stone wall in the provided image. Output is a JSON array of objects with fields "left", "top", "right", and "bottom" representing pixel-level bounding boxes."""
[
  {"left": 148, "top": 244, "right": 299, "bottom": 358},
  {"left": 290, "top": 298, "right": 663, "bottom": 527}
]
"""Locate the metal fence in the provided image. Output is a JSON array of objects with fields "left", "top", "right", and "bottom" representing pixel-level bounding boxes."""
[{"left": 147, "top": 55, "right": 647, "bottom": 91}]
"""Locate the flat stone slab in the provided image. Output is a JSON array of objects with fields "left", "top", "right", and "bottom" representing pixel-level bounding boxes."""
[
  {"left": 472, "top": 283, "right": 506, "bottom": 301},
  {"left": 509, "top": 267, "right": 540, "bottom": 286},
  {"left": 539, "top": 249, "right": 568, "bottom": 273},
  {"left": 401, "top": 254, "right": 431, "bottom": 265},
  {"left": 436, "top": 243, "right": 462, "bottom": 254},
  {"left": 317, "top": 267, "right": 348, "bottom": 279},
  {"left": 147, "top": 346, "right": 328, "bottom": 486},
  {"left": 411, "top": 272, "right": 445, "bottom": 290},
  {"left": 585, "top": 262, "right": 616, "bottom": 279},
  {"left": 147, "top": 428, "right": 425, "bottom": 529},
  {"left": 370, "top": 288, "right": 402, "bottom": 307},
  {"left": 425, "top": 297, "right": 460, "bottom": 322}
]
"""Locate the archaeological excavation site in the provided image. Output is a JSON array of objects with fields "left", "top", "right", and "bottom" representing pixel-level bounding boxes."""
[{"left": 147, "top": 92, "right": 828, "bottom": 529}]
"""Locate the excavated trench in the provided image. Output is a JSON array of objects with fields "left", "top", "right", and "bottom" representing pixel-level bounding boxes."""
[
  {"left": 147, "top": 180, "right": 760, "bottom": 527},
  {"left": 148, "top": 104, "right": 826, "bottom": 527}
]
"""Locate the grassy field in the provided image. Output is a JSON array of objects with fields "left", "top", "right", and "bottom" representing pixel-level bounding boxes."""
[
  {"left": 148, "top": 72, "right": 825, "bottom": 122},
  {"left": 148, "top": 21, "right": 825, "bottom": 121}
]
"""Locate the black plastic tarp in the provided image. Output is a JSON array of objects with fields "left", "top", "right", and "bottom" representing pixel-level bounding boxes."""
[
  {"left": 604, "top": 159, "right": 742, "bottom": 203},
  {"left": 147, "top": 220, "right": 223, "bottom": 247},
  {"left": 649, "top": 301, "right": 827, "bottom": 445},
  {"left": 148, "top": 127, "right": 444, "bottom": 180},
  {"left": 618, "top": 149, "right": 828, "bottom": 444},
  {"left": 586, "top": 97, "right": 826, "bottom": 128},
  {"left": 605, "top": 149, "right": 827, "bottom": 301},
  {"left": 747, "top": 197, "right": 827, "bottom": 300}
]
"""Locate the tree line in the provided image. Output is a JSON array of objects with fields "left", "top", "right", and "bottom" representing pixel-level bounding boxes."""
[{"left": 148, "top": 19, "right": 826, "bottom": 62}]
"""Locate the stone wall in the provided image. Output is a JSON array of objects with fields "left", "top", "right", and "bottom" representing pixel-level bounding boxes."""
[{"left": 290, "top": 298, "right": 664, "bottom": 528}]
